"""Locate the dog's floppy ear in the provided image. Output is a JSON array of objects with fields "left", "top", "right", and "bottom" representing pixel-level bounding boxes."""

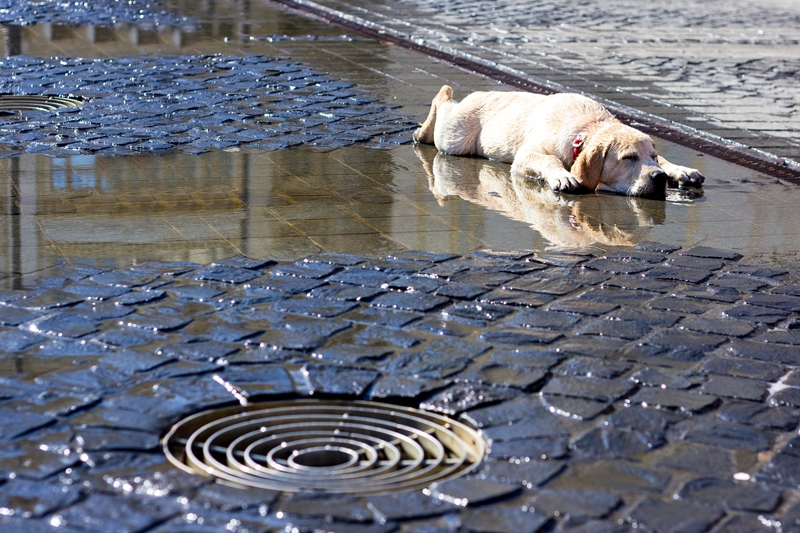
[{"left": 571, "top": 138, "right": 608, "bottom": 191}]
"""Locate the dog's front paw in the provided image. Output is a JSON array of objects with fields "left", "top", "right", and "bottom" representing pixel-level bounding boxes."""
[
  {"left": 668, "top": 166, "right": 705, "bottom": 188},
  {"left": 547, "top": 171, "right": 582, "bottom": 193}
]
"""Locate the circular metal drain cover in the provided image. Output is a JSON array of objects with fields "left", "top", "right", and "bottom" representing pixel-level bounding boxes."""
[
  {"left": 0, "top": 95, "right": 83, "bottom": 112},
  {"left": 163, "top": 399, "right": 487, "bottom": 494}
]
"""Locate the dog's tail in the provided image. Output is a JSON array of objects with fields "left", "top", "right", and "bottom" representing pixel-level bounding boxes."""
[{"left": 413, "top": 85, "right": 453, "bottom": 144}]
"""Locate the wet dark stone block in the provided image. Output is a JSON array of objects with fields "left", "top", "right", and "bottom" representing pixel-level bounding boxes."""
[
  {"left": 115, "top": 289, "right": 166, "bottom": 306},
  {"left": 682, "top": 246, "right": 741, "bottom": 261},
  {"left": 528, "top": 488, "right": 622, "bottom": 520},
  {"left": 719, "top": 400, "right": 800, "bottom": 430},
  {"left": 191, "top": 265, "right": 259, "bottom": 284},
  {"left": 746, "top": 292, "right": 800, "bottom": 312},
  {"left": 643, "top": 265, "right": 712, "bottom": 283},
  {"left": 605, "top": 250, "right": 666, "bottom": 264},
  {"left": 421, "top": 383, "right": 518, "bottom": 415},
  {"left": 547, "top": 299, "right": 618, "bottom": 315},
  {"left": 573, "top": 461, "right": 672, "bottom": 493},
  {"left": 654, "top": 442, "right": 736, "bottom": 476},
  {"left": 0, "top": 306, "right": 42, "bottom": 326},
  {"left": 646, "top": 296, "right": 709, "bottom": 315},
  {"left": 0, "top": 329, "right": 46, "bottom": 352},
  {"left": 607, "top": 406, "right": 669, "bottom": 441},
  {"left": 449, "top": 270, "right": 518, "bottom": 286},
  {"left": 727, "top": 340, "right": 800, "bottom": 365},
  {"left": 168, "top": 284, "right": 226, "bottom": 301},
  {"left": 700, "top": 375, "right": 768, "bottom": 401},
  {"left": 462, "top": 396, "right": 549, "bottom": 428},
  {"left": 648, "top": 330, "right": 727, "bottom": 352},
  {"left": 539, "top": 394, "right": 610, "bottom": 420},
  {"left": 773, "top": 284, "right": 800, "bottom": 297},
  {"left": 679, "top": 317, "right": 755, "bottom": 337},
  {"left": 366, "top": 375, "right": 444, "bottom": 400},
  {"left": 308, "top": 283, "right": 385, "bottom": 301},
  {"left": 636, "top": 241, "right": 681, "bottom": 253},
  {"left": 121, "top": 308, "right": 193, "bottom": 332},
  {"left": 684, "top": 421, "right": 771, "bottom": 451},
  {"left": 553, "top": 336, "right": 628, "bottom": 357},
  {"left": 61, "top": 281, "right": 132, "bottom": 300},
  {"left": 249, "top": 275, "right": 325, "bottom": 295},
  {"left": 426, "top": 476, "right": 521, "bottom": 507},
  {"left": 217, "top": 366, "right": 294, "bottom": 396},
  {"left": 668, "top": 255, "right": 725, "bottom": 271},
  {"left": 679, "top": 477, "right": 781, "bottom": 512},
  {"left": 434, "top": 281, "right": 489, "bottom": 300},
  {"left": 708, "top": 274, "right": 769, "bottom": 291},
  {"left": 713, "top": 515, "right": 779, "bottom": 533},
  {"left": 100, "top": 350, "right": 175, "bottom": 374},
  {"left": 630, "top": 368, "right": 692, "bottom": 389},
  {"left": 602, "top": 275, "right": 675, "bottom": 293},
  {"left": 256, "top": 329, "right": 328, "bottom": 352},
  {"left": 368, "top": 491, "right": 459, "bottom": 520},
  {"left": 572, "top": 427, "right": 655, "bottom": 456},
  {"left": 578, "top": 286, "right": 654, "bottom": 305},
  {"left": 328, "top": 268, "right": 398, "bottom": 288},
  {"left": 389, "top": 339, "right": 488, "bottom": 379},
  {"left": 485, "top": 436, "right": 569, "bottom": 460},
  {"left": 13, "top": 290, "right": 83, "bottom": 310},
  {"left": 576, "top": 318, "right": 650, "bottom": 339},
  {"left": 49, "top": 493, "right": 180, "bottom": 533},
  {"left": 477, "top": 288, "right": 555, "bottom": 307},
  {"left": 675, "top": 285, "right": 743, "bottom": 303},
  {"left": 304, "top": 252, "right": 365, "bottom": 267},
  {"left": 273, "top": 297, "right": 358, "bottom": 317},
  {"left": 459, "top": 507, "right": 550, "bottom": 533},
  {"left": 478, "top": 460, "right": 565, "bottom": 488},
  {"left": 90, "top": 270, "right": 159, "bottom": 288},
  {"left": 313, "top": 344, "right": 394, "bottom": 365},
  {"left": 533, "top": 252, "right": 589, "bottom": 267},
  {"left": 193, "top": 481, "right": 279, "bottom": 512},
  {"left": 212, "top": 256, "right": 276, "bottom": 271},
  {"left": 629, "top": 388, "right": 718, "bottom": 413},
  {"left": 627, "top": 497, "right": 724, "bottom": 533},
  {"left": 584, "top": 258, "right": 652, "bottom": 274},
  {"left": 468, "top": 364, "right": 547, "bottom": 390},
  {"left": 346, "top": 306, "right": 422, "bottom": 328},
  {"left": 620, "top": 343, "right": 704, "bottom": 363},
  {"left": 758, "top": 330, "right": 800, "bottom": 345},
  {"left": 356, "top": 325, "right": 420, "bottom": 348},
  {"left": 506, "top": 309, "right": 580, "bottom": 330},
  {"left": 0, "top": 477, "right": 81, "bottom": 518},
  {"left": 189, "top": 321, "right": 266, "bottom": 343},
  {"left": 70, "top": 404, "right": 166, "bottom": 433},
  {"left": 478, "top": 329, "right": 562, "bottom": 345},
  {"left": 0, "top": 407, "right": 54, "bottom": 440},
  {"left": 370, "top": 291, "right": 450, "bottom": 312},
  {"left": 414, "top": 318, "right": 472, "bottom": 337},
  {"left": 724, "top": 304, "right": 788, "bottom": 324},
  {"left": 95, "top": 326, "right": 164, "bottom": 349},
  {"left": 607, "top": 308, "right": 681, "bottom": 327},
  {"left": 271, "top": 262, "right": 339, "bottom": 279},
  {"left": 505, "top": 278, "right": 582, "bottom": 295},
  {"left": 384, "top": 275, "right": 444, "bottom": 293},
  {"left": 487, "top": 349, "right": 563, "bottom": 368},
  {"left": 28, "top": 313, "right": 99, "bottom": 338},
  {"left": 279, "top": 494, "right": 373, "bottom": 522},
  {"left": 302, "top": 365, "right": 380, "bottom": 395},
  {"left": 756, "top": 452, "right": 800, "bottom": 488},
  {"left": 555, "top": 357, "right": 631, "bottom": 379},
  {"left": 769, "top": 388, "right": 800, "bottom": 408},
  {"left": 542, "top": 376, "right": 635, "bottom": 403},
  {"left": 73, "top": 426, "right": 160, "bottom": 451},
  {"left": 726, "top": 265, "right": 787, "bottom": 278},
  {"left": 442, "top": 302, "right": 514, "bottom": 324}
]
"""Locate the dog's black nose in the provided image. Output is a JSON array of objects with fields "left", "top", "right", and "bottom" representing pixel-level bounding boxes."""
[{"left": 649, "top": 170, "right": 668, "bottom": 188}]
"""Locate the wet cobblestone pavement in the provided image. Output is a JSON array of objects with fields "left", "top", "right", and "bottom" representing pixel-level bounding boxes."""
[
  {"left": 3, "top": 0, "right": 800, "bottom": 532},
  {"left": 4, "top": 247, "right": 800, "bottom": 532}
]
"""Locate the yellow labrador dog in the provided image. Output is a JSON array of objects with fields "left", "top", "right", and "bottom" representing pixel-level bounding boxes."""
[{"left": 413, "top": 86, "right": 704, "bottom": 198}]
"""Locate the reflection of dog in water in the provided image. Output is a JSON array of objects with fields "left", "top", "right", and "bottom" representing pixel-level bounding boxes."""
[
  {"left": 413, "top": 86, "right": 704, "bottom": 199},
  {"left": 416, "top": 144, "right": 666, "bottom": 247}
]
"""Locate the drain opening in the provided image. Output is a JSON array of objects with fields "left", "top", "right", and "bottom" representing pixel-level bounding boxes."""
[
  {"left": 0, "top": 95, "right": 83, "bottom": 112},
  {"left": 163, "top": 399, "right": 487, "bottom": 494}
]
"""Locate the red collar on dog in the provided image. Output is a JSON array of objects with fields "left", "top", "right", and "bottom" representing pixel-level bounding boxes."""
[{"left": 572, "top": 135, "right": 584, "bottom": 160}]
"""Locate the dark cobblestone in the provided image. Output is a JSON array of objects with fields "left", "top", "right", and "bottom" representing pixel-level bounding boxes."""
[
  {"left": 6, "top": 246, "right": 800, "bottom": 530},
  {"left": 0, "top": 55, "right": 417, "bottom": 157}
]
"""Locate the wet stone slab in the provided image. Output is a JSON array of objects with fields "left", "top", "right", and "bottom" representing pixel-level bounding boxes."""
[{"left": 3, "top": 246, "right": 800, "bottom": 531}]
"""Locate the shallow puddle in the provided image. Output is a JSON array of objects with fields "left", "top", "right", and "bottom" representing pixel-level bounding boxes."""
[{"left": 1, "top": 136, "right": 799, "bottom": 286}]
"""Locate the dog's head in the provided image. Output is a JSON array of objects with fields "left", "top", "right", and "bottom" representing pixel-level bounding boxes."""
[{"left": 572, "top": 123, "right": 668, "bottom": 199}]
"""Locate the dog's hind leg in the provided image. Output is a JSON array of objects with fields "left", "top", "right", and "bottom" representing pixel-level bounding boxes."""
[{"left": 413, "top": 85, "right": 453, "bottom": 144}]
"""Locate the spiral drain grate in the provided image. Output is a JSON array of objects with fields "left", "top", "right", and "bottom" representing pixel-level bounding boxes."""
[
  {"left": 162, "top": 399, "right": 487, "bottom": 494},
  {"left": 0, "top": 95, "right": 83, "bottom": 112}
]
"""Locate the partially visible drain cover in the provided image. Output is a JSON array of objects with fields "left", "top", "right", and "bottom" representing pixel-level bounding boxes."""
[
  {"left": 0, "top": 95, "right": 83, "bottom": 112},
  {"left": 163, "top": 399, "right": 487, "bottom": 494}
]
